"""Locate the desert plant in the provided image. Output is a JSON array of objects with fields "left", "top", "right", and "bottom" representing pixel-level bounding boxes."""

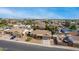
[{"left": 26, "top": 37, "right": 32, "bottom": 41}]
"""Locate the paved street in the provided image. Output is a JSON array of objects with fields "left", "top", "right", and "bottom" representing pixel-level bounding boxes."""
[{"left": 0, "top": 40, "right": 78, "bottom": 51}]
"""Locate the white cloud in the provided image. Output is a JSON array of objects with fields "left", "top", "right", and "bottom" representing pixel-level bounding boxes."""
[
  {"left": 0, "top": 8, "right": 14, "bottom": 15},
  {"left": 0, "top": 8, "right": 27, "bottom": 18}
]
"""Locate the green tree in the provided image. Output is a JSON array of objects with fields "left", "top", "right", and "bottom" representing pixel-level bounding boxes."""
[
  {"left": 26, "top": 37, "right": 32, "bottom": 41},
  {"left": 0, "top": 20, "right": 7, "bottom": 25},
  {"left": 63, "top": 21, "right": 70, "bottom": 27},
  {"left": 45, "top": 24, "right": 49, "bottom": 30},
  {"left": 69, "top": 25, "right": 77, "bottom": 30},
  {"left": 45, "top": 25, "right": 58, "bottom": 35},
  {"left": 26, "top": 20, "right": 33, "bottom": 25}
]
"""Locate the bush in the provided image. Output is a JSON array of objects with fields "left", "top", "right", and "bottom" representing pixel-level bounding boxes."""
[
  {"left": 26, "top": 37, "right": 32, "bottom": 41},
  {"left": 69, "top": 25, "right": 77, "bottom": 30}
]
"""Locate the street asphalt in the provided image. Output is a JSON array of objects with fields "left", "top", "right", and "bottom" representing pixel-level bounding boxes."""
[{"left": 0, "top": 40, "right": 78, "bottom": 51}]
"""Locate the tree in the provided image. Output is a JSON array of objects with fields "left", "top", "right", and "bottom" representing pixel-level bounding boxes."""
[
  {"left": 45, "top": 24, "right": 58, "bottom": 35},
  {"left": 45, "top": 24, "right": 49, "bottom": 30},
  {"left": 26, "top": 20, "right": 33, "bottom": 25},
  {"left": 0, "top": 20, "right": 8, "bottom": 27},
  {"left": 0, "top": 18, "right": 2, "bottom": 20},
  {"left": 69, "top": 25, "right": 77, "bottom": 30},
  {"left": 25, "top": 37, "right": 32, "bottom": 41},
  {"left": 0, "top": 20, "right": 7, "bottom": 24},
  {"left": 63, "top": 21, "right": 70, "bottom": 27}
]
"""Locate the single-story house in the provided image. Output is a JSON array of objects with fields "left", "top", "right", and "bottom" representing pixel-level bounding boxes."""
[
  {"left": 33, "top": 20, "right": 46, "bottom": 30},
  {"left": 30, "top": 29, "right": 52, "bottom": 40}
]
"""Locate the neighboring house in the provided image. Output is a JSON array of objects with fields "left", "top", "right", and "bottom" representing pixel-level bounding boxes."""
[
  {"left": 30, "top": 29, "right": 52, "bottom": 40},
  {"left": 33, "top": 20, "right": 46, "bottom": 30},
  {"left": 13, "top": 24, "right": 32, "bottom": 29},
  {"left": 60, "top": 28, "right": 71, "bottom": 34},
  {"left": 5, "top": 24, "right": 33, "bottom": 37},
  {"left": 5, "top": 19, "right": 17, "bottom": 25},
  {"left": 70, "top": 22, "right": 76, "bottom": 25},
  {"left": 0, "top": 29, "right": 4, "bottom": 35},
  {"left": 23, "top": 28, "right": 33, "bottom": 35}
]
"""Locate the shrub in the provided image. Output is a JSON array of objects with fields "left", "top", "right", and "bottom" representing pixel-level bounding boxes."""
[
  {"left": 26, "top": 37, "right": 32, "bottom": 41},
  {"left": 69, "top": 25, "right": 77, "bottom": 30}
]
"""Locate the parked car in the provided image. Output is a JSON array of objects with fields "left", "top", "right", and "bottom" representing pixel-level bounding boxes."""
[
  {"left": 10, "top": 35, "right": 16, "bottom": 40},
  {"left": 63, "top": 36, "right": 74, "bottom": 46}
]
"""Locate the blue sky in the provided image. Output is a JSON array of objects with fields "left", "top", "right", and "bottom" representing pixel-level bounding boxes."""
[{"left": 0, "top": 7, "right": 79, "bottom": 19}]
